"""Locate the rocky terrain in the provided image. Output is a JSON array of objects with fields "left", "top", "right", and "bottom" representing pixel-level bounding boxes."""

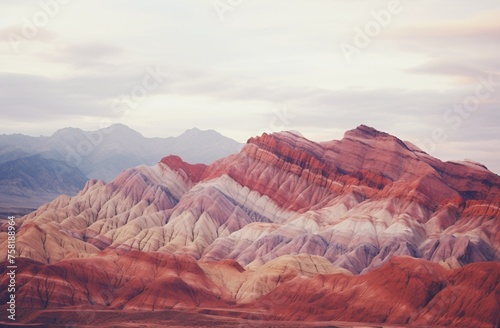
[
  {"left": 1, "top": 125, "right": 499, "bottom": 327},
  {"left": 0, "top": 124, "right": 243, "bottom": 182},
  {"left": 0, "top": 125, "right": 242, "bottom": 216},
  {"left": 0, "top": 154, "right": 88, "bottom": 216}
]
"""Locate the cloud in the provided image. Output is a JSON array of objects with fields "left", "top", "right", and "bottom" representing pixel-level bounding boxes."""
[
  {"left": 385, "top": 9, "right": 500, "bottom": 43},
  {"left": 382, "top": 9, "right": 500, "bottom": 82},
  {"left": 406, "top": 59, "right": 498, "bottom": 80},
  {"left": 42, "top": 43, "right": 125, "bottom": 70},
  {"left": 0, "top": 71, "right": 139, "bottom": 120}
]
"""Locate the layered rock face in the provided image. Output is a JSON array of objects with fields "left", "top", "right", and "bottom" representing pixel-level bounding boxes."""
[
  {"left": 1, "top": 125, "right": 499, "bottom": 326},
  {"left": 1, "top": 255, "right": 498, "bottom": 327},
  {"left": 254, "top": 257, "right": 500, "bottom": 327}
]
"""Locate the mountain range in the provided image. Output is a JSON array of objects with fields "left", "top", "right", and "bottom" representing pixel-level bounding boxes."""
[
  {"left": 0, "top": 154, "right": 88, "bottom": 217},
  {"left": 0, "top": 125, "right": 499, "bottom": 327},
  {"left": 0, "top": 124, "right": 243, "bottom": 216}
]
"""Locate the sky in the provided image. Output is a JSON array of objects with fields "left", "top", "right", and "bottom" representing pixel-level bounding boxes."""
[{"left": 1, "top": 0, "right": 499, "bottom": 173}]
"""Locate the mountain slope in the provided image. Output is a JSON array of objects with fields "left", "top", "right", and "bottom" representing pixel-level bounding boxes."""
[
  {"left": 1, "top": 255, "right": 498, "bottom": 327},
  {"left": 1, "top": 125, "right": 499, "bottom": 326},
  {"left": 0, "top": 154, "right": 88, "bottom": 216},
  {"left": 253, "top": 257, "right": 500, "bottom": 327},
  {"left": 0, "top": 125, "right": 242, "bottom": 216},
  {"left": 0, "top": 124, "right": 243, "bottom": 182},
  {"left": 4, "top": 125, "right": 499, "bottom": 270}
]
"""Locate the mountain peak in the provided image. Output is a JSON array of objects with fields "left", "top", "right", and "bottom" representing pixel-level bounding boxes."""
[
  {"left": 185, "top": 127, "right": 203, "bottom": 133},
  {"left": 342, "top": 125, "right": 413, "bottom": 153},
  {"left": 180, "top": 127, "right": 220, "bottom": 138},
  {"left": 51, "top": 127, "right": 84, "bottom": 138},
  {"left": 104, "top": 124, "right": 144, "bottom": 138},
  {"left": 160, "top": 154, "right": 207, "bottom": 182},
  {"left": 345, "top": 124, "right": 390, "bottom": 139}
]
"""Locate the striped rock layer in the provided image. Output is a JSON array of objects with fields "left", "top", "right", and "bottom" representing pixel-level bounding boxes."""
[{"left": 1, "top": 125, "right": 499, "bottom": 326}]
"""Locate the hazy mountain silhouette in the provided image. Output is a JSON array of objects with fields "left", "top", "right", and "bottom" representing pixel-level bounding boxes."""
[
  {"left": 0, "top": 154, "right": 88, "bottom": 216},
  {"left": 0, "top": 124, "right": 243, "bottom": 182},
  {"left": 0, "top": 125, "right": 242, "bottom": 215}
]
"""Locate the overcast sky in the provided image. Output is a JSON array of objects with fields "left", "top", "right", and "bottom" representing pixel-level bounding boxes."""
[{"left": 1, "top": 1, "right": 499, "bottom": 173}]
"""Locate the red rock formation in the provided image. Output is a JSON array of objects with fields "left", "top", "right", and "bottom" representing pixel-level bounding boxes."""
[
  {"left": 1, "top": 125, "right": 499, "bottom": 326},
  {"left": 252, "top": 256, "right": 500, "bottom": 327},
  {"left": 1, "top": 255, "right": 498, "bottom": 327},
  {"left": 3, "top": 125, "right": 499, "bottom": 272},
  {"left": 160, "top": 155, "right": 207, "bottom": 183},
  {"left": 0, "top": 251, "right": 231, "bottom": 312}
]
